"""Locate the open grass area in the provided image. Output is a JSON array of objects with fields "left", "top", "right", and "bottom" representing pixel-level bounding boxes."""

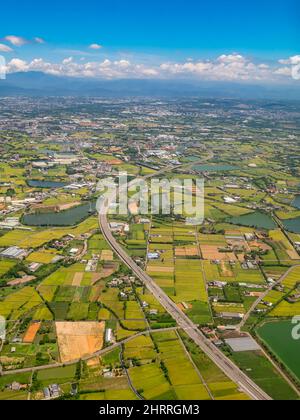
[{"left": 37, "top": 365, "right": 77, "bottom": 385}]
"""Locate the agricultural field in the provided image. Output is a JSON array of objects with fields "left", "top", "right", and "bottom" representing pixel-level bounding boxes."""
[
  {"left": 2, "top": 97, "right": 300, "bottom": 401},
  {"left": 26, "top": 250, "right": 60, "bottom": 264},
  {"left": 56, "top": 321, "right": 105, "bottom": 363},
  {"left": 0, "top": 259, "right": 16, "bottom": 278},
  {"left": 0, "top": 218, "right": 98, "bottom": 249},
  {"left": 0, "top": 286, "right": 43, "bottom": 319},
  {"left": 179, "top": 332, "right": 249, "bottom": 400}
]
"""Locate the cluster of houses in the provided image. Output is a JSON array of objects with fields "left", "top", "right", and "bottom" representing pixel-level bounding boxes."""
[
  {"left": 7, "top": 382, "right": 28, "bottom": 392},
  {"left": 108, "top": 276, "right": 138, "bottom": 288},
  {"left": 85, "top": 254, "right": 99, "bottom": 272},
  {"left": 43, "top": 384, "right": 61, "bottom": 400},
  {"left": 109, "top": 222, "right": 130, "bottom": 234}
]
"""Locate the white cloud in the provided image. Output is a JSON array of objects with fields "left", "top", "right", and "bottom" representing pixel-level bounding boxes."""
[
  {"left": 3, "top": 53, "right": 300, "bottom": 83},
  {"left": 279, "top": 56, "right": 300, "bottom": 65},
  {"left": 89, "top": 43, "right": 102, "bottom": 50},
  {"left": 34, "top": 37, "right": 46, "bottom": 44},
  {"left": 274, "top": 67, "right": 292, "bottom": 76},
  {"left": 217, "top": 54, "right": 246, "bottom": 64},
  {"left": 4, "top": 35, "right": 28, "bottom": 46},
  {"left": 62, "top": 57, "right": 74, "bottom": 64},
  {"left": 0, "top": 43, "right": 13, "bottom": 52},
  {"left": 7, "top": 58, "right": 29, "bottom": 72}
]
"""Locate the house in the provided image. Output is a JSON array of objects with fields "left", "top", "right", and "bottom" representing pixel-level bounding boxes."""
[
  {"left": 149, "top": 309, "right": 158, "bottom": 316},
  {"left": 43, "top": 387, "right": 51, "bottom": 400},
  {"left": 219, "top": 312, "right": 244, "bottom": 320},
  {"left": 11, "top": 382, "right": 21, "bottom": 391},
  {"left": 224, "top": 196, "right": 237, "bottom": 204},
  {"left": 49, "top": 384, "right": 60, "bottom": 398},
  {"left": 105, "top": 328, "right": 113, "bottom": 344},
  {"left": 147, "top": 252, "right": 160, "bottom": 260}
]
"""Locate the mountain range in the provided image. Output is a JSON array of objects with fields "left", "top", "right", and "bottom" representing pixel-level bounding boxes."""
[{"left": 0, "top": 71, "right": 300, "bottom": 100}]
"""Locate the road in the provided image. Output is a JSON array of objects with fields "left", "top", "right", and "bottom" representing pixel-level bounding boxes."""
[
  {"left": 1, "top": 327, "right": 178, "bottom": 376},
  {"left": 238, "top": 264, "right": 300, "bottom": 331},
  {"left": 98, "top": 158, "right": 272, "bottom": 401}
]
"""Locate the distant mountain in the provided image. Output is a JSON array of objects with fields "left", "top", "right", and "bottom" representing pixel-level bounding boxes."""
[{"left": 1, "top": 71, "right": 300, "bottom": 99}]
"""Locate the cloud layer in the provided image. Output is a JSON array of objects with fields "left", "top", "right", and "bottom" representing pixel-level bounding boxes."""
[{"left": 2, "top": 53, "right": 299, "bottom": 83}]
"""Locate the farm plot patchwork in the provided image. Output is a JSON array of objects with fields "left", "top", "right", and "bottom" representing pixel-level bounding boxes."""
[
  {"left": 269, "top": 230, "right": 300, "bottom": 263},
  {"left": 123, "top": 301, "right": 147, "bottom": 330},
  {"left": 179, "top": 332, "right": 249, "bottom": 400},
  {"left": 0, "top": 218, "right": 98, "bottom": 248},
  {"left": 152, "top": 331, "right": 211, "bottom": 400},
  {"left": 0, "top": 287, "right": 43, "bottom": 319},
  {"left": 203, "top": 260, "right": 265, "bottom": 285}
]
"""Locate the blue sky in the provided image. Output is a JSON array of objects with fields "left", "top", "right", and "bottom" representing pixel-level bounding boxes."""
[{"left": 0, "top": 0, "right": 299, "bottom": 82}]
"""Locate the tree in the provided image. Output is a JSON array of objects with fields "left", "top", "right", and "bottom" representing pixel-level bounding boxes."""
[{"left": 6, "top": 188, "right": 16, "bottom": 197}]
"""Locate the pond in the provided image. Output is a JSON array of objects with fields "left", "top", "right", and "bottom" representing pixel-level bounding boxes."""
[
  {"left": 282, "top": 217, "right": 300, "bottom": 234},
  {"left": 257, "top": 320, "right": 300, "bottom": 382},
  {"left": 292, "top": 195, "right": 300, "bottom": 210},
  {"left": 228, "top": 211, "right": 277, "bottom": 230},
  {"left": 23, "top": 201, "right": 96, "bottom": 226},
  {"left": 27, "top": 180, "right": 68, "bottom": 189}
]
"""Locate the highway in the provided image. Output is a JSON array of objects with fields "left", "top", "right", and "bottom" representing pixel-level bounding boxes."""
[{"left": 98, "top": 160, "right": 272, "bottom": 401}]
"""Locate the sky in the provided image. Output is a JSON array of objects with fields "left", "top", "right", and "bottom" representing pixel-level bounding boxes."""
[{"left": 0, "top": 0, "right": 300, "bottom": 83}]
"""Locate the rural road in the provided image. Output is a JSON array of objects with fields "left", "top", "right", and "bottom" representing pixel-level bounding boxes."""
[
  {"left": 1, "top": 327, "right": 178, "bottom": 376},
  {"left": 238, "top": 264, "right": 300, "bottom": 331},
  {"left": 98, "top": 157, "right": 272, "bottom": 401}
]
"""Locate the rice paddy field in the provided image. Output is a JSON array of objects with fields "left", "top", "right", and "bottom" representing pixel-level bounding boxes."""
[
  {"left": 203, "top": 260, "right": 266, "bottom": 285},
  {"left": 261, "top": 266, "right": 300, "bottom": 317},
  {"left": 269, "top": 300, "right": 300, "bottom": 317},
  {"left": 0, "top": 286, "right": 43, "bottom": 319},
  {"left": 0, "top": 217, "right": 98, "bottom": 249},
  {"left": 26, "top": 250, "right": 60, "bottom": 264},
  {"left": 146, "top": 221, "right": 212, "bottom": 325},
  {"left": 0, "top": 259, "right": 16, "bottom": 277},
  {"left": 230, "top": 350, "right": 299, "bottom": 400},
  {"left": 269, "top": 230, "right": 300, "bottom": 264},
  {"left": 126, "top": 330, "right": 214, "bottom": 400}
]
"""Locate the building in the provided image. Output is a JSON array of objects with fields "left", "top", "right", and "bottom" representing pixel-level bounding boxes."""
[
  {"left": 147, "top": 252, "right": 160, "bottom": 260},
  {"left": 105, "top": 328, "right": 113, "bottom": 344},
  {"left": 0, "top": 246, "right": 28, "bottom": 259},
  {"left": 219, "top": 312, "right": 244, "bottom": 320}
]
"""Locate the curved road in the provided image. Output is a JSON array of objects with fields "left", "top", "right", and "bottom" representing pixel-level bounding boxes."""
[{"left": 98, "top": 159, "right": 272, "bottom": 401}]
